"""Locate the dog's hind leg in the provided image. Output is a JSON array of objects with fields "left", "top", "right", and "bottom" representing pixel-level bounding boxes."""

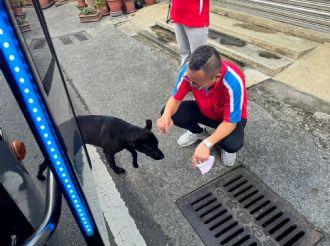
[
  {"left": 126, "top": 146, "right": 138, "bottom": 168},
  {"left": 105, "top": 152, "right": 126, "bottom": 174},
  {"left": 37, "top": 160, "right": 48, "bottom": 181}
]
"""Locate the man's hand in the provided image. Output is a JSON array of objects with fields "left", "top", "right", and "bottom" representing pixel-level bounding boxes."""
[
  {"left": 157, "top": 115, "right": 174, "bottom": 134},
  {"left": 192, "top": 142, "right": 210, "bottom": 168}
]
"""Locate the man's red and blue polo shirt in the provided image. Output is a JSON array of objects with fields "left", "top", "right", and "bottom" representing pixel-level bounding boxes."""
[{"left": 172, "top": 60, "right": 248, "bottom": 123}]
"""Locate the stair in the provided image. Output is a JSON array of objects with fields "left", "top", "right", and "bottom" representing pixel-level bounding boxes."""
[
  {"left": 145, "top": 19, "right": 294, "bottom": 77},
  {"left": 212, "top": 0, "right": 330, "bottom": 33},
  {"left": 210, "top": 13, "right": 318, "bottom": 59},
  {"left": 137, "top": 2, "right": 325, "bottom": 86}
]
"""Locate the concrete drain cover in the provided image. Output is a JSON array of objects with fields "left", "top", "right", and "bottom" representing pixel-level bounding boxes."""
[
  {"left": 72, "top": 32, "right": 90, "bottom": 41},
  {"left": 176, "top": 167, "right": 322, "bottom": 246},
  {"left": 30, "top": 38, "right": 46, "bottom": 50},
  {"left": 59, "top": 35, "right": 73, "bottom": 45}
]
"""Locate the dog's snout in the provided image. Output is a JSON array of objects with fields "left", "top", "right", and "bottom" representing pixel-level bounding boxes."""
[{"left": 155, "top": 152, "right": 164, "bottom": 160}]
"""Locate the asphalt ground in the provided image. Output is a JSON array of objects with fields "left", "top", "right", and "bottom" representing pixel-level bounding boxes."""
[{"left": 0, "top": 2, "right": 329, "bottom": 245}]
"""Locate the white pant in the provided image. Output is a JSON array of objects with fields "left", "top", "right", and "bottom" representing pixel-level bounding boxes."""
[{"left": 174, "top": 24, "right": 209, "bottom": 67}]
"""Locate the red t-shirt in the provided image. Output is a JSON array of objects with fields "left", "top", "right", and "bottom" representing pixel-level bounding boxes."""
[
  {"left": 172, "top": 61, "right": 248, "bottom": 123},
  {"left": 171, "top": 0, "right": 210, "bottom": 28}
]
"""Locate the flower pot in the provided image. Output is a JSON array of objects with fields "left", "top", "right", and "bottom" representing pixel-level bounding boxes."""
[
  {"left": 123, "top": 0, "right": 135, "bottom": 13},
  {"left": 97, "top": 3, "right": 109, "bottom": 16},
  {"left": 109, "top": 10, "right": 123, "bottom": 16},
  {"left": 79, "top": 10, "right": 102, "bottom": 22},
  {"left": 55, "top": 0, "right": 72, "bottom": 6},
  {"left": 14, "top": 7, "right": 24, "bottom": 16},
  {"left": 107, "top": 0, "right": 122, "bottom": 12},
  {"left": 144, "top": 0, "right": 155, "bottom": 5},
  {"left": 26, "top": 0, "right": 33, "bottom": 6},
  {"left": 77, "top": 0, "right": 86, "bottom": 8},
  {"left": 39, "top": 0, "right": 55, "bottom": 9},
  {"left": 19, "top": 21, "right": 32, "bottom": 33}
]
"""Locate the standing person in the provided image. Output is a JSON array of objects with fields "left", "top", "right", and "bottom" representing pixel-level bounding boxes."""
[
  {"left": 171, "top": 0, "right": 210, "bottom": 66},
  {"left": 157, "top": 45, "right": 248, "bottom": 168}
]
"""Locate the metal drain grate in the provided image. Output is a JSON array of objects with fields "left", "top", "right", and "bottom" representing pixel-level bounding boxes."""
[
  {"left": 30, "top": 38, "right": 46, "bottom": 50},
  {"left": 176, "top": 167, "right": 322, "bottom": 246},
  {"left": 72, "top": 32, "right": 89, "bottom": 41},
  {"left": 59, "top": 35, "right": 73, "bottom": 45}
]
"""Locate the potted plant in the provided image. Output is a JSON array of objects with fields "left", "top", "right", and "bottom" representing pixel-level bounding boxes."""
[
  {"left": 55, "top": 0, "right": 72, "bottom": 7},
  {"left": 39, "top": 0, "right": 55, "bottom": 9},
  {"left": 122, "top": 0, "right": 135, "bottom": 13},
  {"left": 144, "top": 0, "right": 155, "bottom": 5},
  {"left": 107, "top": 0, "right": 122, "bottom": 16},
  {"left": 77, "top": 0, "right": 87, "bottom": 8},
  {"left": 17, "top": 16, "right": 31, "bottom": 33},
  {"left": 9, "top": 0, "right": 26, "bottom": 16},
  {"left": 79, "top": 6, "right": 102, "bottom": 22},
  {"left": 94, "top": 0, "right": 109, "bottom": 16}
]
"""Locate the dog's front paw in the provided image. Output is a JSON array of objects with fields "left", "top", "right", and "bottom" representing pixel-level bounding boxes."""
[
  {"left": 37, "top": 174, "right": 46, "bottom": 181},
  {"left": 133, "top": 162, "right": 139, "bottom": 168},
  {"left": 113, "top": 167, "right": 126, "bottom": 174}
]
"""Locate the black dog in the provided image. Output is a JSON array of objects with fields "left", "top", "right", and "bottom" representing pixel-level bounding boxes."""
[{"left": 37, "top": 115, "right": 164, "bottom": 180}]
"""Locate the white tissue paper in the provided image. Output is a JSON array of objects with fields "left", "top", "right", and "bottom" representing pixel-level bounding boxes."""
[{"left": 196, "top": 156, "right": 215, "bottom": 175}]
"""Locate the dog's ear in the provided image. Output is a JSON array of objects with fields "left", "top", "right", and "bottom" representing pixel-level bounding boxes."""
[{"left": 145, "top": 119, "right": 152, "bottom": 130}]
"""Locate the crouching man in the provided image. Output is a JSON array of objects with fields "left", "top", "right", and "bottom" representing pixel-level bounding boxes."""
[{"left": 157, "top": 45, "right": 248, "bottom": 168}]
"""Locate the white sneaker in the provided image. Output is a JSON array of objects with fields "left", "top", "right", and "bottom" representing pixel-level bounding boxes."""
[
  {"left": 221, "top": 149, "right": 236, "bottom": 167},
  {"left": 177, "top": 129, "right": 208, "bottom": 147}
]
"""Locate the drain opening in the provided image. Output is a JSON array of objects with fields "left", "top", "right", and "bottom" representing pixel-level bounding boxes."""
[
  {"left": 200, "top": 203, "right": 222, "bottom": 218},
  {"left": 239, "top": 190, "right": 259, "bottom": 203},
  {"left": 30, "top": 38, "right": 46, "bottom": 50},
  {"left": 205, "top": 210, "right": 228, "bottom": 225},
  {"left": 191, "top": 192, "right": 212, "bottom": 206},
  {"left": 233, "top": 185, "right": 254, "bottom": 197},
  {"left": 176, "top": 167, "right": 322, "bottom": 245},
  {"left": 73, "top": 32, "right": 89, "bottom": 41},
  {"left": 228, "top": 180, "right": 248, "bottom": 192},
  {"left": 195, "top": 197, "right": 217, "bottom": 212},
  {"left": 224, "top": 175, "right": 243, "bottom": 187},
  {"left": 276, "top": 225, "right": 297, "bottom": 241},
  {"left": 269, "top": 218, "right": 290, "bottom": 234},
  {"left": 215, "top": 221, "right": 239, "bottom": 238},
  {"left": 250, "top": 200, "right": 271, "bottom": 214},
  {"left": 255, "top": 206, "right": 277, "bottom": 221},
  {"left": 231, "top": 234, "right": 251, "bottom": 246},
  {"left": 283, "top": 231, "right": 305, "bottom": 246},
  {"left": 209, "top": 214, "right": 232, "bottom": 230},
  {"left": 59, "top": 35, "right": 73, "bottom": 45},
  {"left": 262, "top": 212, "right": 283, "bottom": 227},
  {"left": 220, "top": 228, "right": 245, "bottom": 245}
]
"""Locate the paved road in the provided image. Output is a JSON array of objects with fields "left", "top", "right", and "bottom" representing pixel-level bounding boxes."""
[
  {"left": 39, "top": 3, "right": 330, "bottom": 245},
  {"left": 2, "top": 2, "right": 329, "bottom": 245}
]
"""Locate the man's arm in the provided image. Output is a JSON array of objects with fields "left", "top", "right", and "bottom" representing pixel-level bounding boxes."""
[
  {"left": 206, "top": 121, "right": 237, "bottom": 146},
  {"left": 157, "top": 96, "right": 182, "bottom": 134},
  {"left": 163, "top": 96, "right": 181, "bottom": 118},
  {"left": 192, "top": 121, "right": 236, "bottom": 166}
]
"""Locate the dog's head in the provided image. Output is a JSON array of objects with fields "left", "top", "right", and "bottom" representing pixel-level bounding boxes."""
[{"left": 132, "top": 120, "right": 164, "bottom": 160}]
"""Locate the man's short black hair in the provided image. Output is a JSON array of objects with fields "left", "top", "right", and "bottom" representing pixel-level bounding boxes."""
[{"left": 188, "top": 45, "right": 222, "bottom": 78}]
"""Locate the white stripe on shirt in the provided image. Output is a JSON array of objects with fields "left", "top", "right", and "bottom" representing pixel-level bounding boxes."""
[{"left": 227, "top": 67, "right": 245, "bottom": 110}]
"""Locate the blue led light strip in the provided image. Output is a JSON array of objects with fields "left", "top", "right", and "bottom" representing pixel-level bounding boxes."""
[{"left": 0, "top": 6, "right": 94, "bottom": 236}]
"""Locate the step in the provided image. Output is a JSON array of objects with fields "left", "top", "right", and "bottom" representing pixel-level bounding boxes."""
[
  {"left": 211, "top": 5, "right": 330, "bottom": 41},
  {"left": 138, "top": 28, "right": 270, "bottom": 87},
  {"left": 215, "top": 0, "right": 330, "bottom": 32},
  {"left": 261, "top": 0, "right": 330, "bottom": 12},
  {"left": 155, "top": 20, "right": 294, "bottom": 76},
  {"left": 210, "top": 13, "right": 318, "bottom": 59}
]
